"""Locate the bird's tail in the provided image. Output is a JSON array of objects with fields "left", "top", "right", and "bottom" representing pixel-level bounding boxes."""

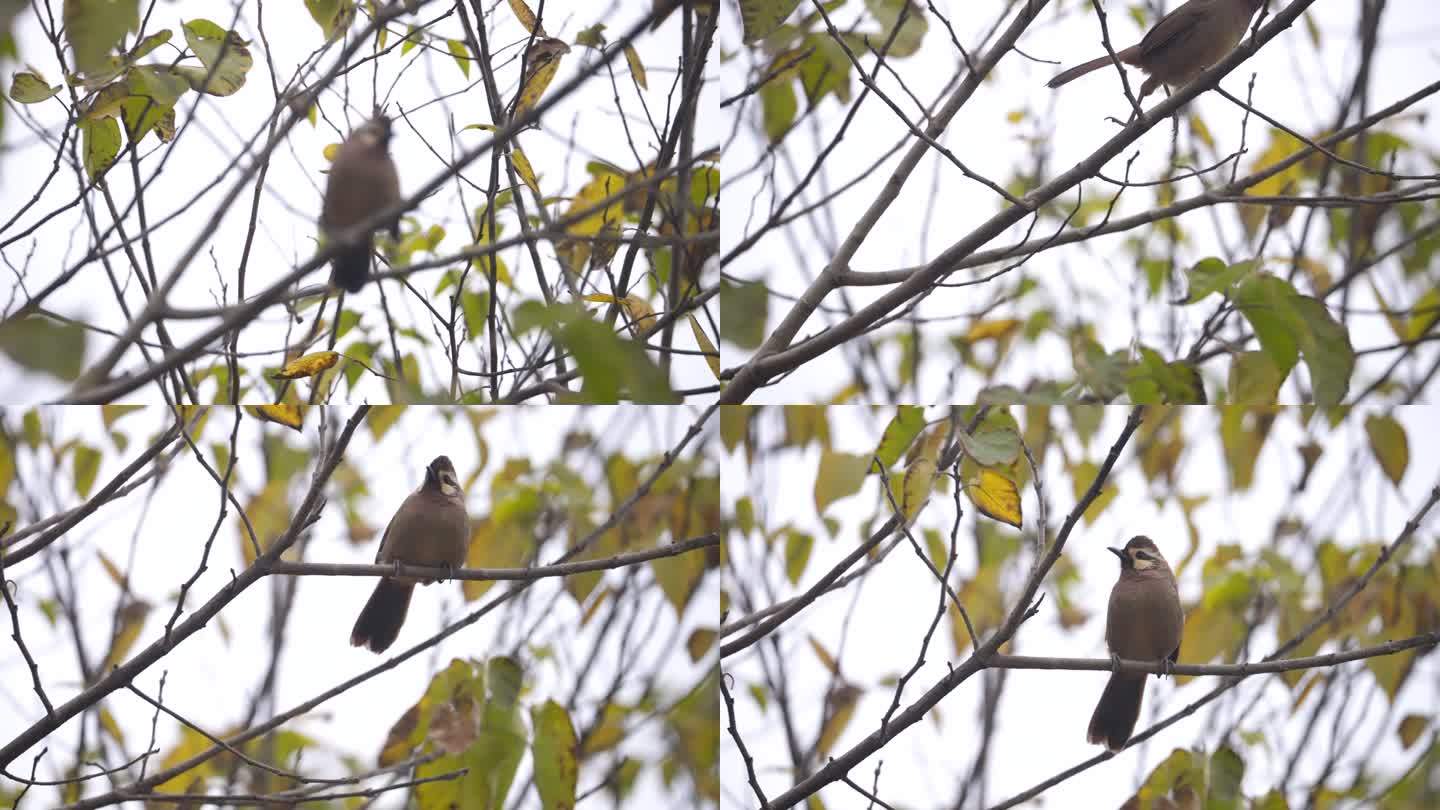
[
  {"left": 1047, "top": 54, "right": 1125, "bottom": 89},
  {"left": 350, "top": 578, "right": 413, "bottom": 653},
  {"left": 330, "top": 241, "right": 372, "bottom": 293},
  {"left": 1086, "top": 672, "right": 1146, "bottom": 751}
]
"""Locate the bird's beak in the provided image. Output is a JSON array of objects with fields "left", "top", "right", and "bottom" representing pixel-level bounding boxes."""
[{"left": 1107, "top": 547, "right": 1126, "bottom": 561}]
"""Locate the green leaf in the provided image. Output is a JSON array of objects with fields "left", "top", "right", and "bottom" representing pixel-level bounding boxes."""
[
  {"left": 1126, "top": 347, "right": 1206, "bottom": 404},
  {"left": 720, "top": 280, "right": 768, "bottom": 350},
  {"left": 122, "top": 66, "right": 188, "bottom": 142},
  {"left": 1208, "top": 745, "right": 1245, "bottom": 810},
  {"left": 1228, "top": 351, "right": 1283, "bottom": 404},
  {"left": 813, "top": 451, "right": 869, "bottom": 514},
  {"left": 739, "top": 0, "right": 804, "bottom": 43},
  {"left": 72, "top": 444, "right": 101, "bottom": 498},
  {"left": 304, "top": 0, "right": 349, "bottom": 40},
  {"left": 1234, "top": 273, "right": 1353, "bottom": 406},
  {"left": 0, "top": 315, "right": 87, "bottom": 380},
  {"left": 447, "top": 38, "right": 471, "bottom": 77},
  {"left": 1289, "top": 296, "right": 1352, "bottom": 407},
  {"left": 127, "top": 29, "right": 172, "bottom": 60},
  {"left": 784, "top": 529, "right": 813, "bottom": 584},
  {"left": 9, "top": 71, "right": 61, "bottom": 103},
  {"left": 1072, "top": 336, "right": 1129, "bottom": 401},
  {"left": 461, "top": 289, "right": 489, "bottom": 338},
  {"left": 530, "top": 700, "right": 577, "bottom": 810},
  {"left": 81, "top": 115, "right": 121, "bottom": 180},
  {"left": 957, "top": 419, "right": 1021, "bottom": 466},
  {"left": 758, "top": 72, "right": 796, "bottom": 143},
  {"left": 177, "top": 20, "right": 252, "bottom": 96},
  {"left": 63, "top": 0, "right": 139, "bottom": 75},
  {"left": 872, "top": 406, "right": 925, "bottom": 470},
  {"left": 574, "top": 23, "right": 606, "bottom": 49},
  {"left": 797, "top": 35, "right": 852, "bottom": 104},
  {"left": 1404, "top": 287, "right": 1440, "bottom": 340},
  {"left": 1234, "top": 274, "right": 1300, "bottom": 372},
  {"left": 515, "top": 301, "right": 675, "bottom": 402},
  {"left": 1181, "top": 257, "right": 1254, "bottom": 303},
  {"left": 863, "top": 0, "right": 929, "bottom": 57}
]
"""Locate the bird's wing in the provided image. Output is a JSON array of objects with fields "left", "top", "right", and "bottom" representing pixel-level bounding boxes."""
[{"left": 1134, "top": 2, "right": 1205, "bottom": 62}]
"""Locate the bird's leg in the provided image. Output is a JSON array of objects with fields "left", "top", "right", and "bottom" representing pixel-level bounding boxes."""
[
  {"left": 1159, "top": 652, "right": 1177, "bottom": 679},
  {"left": 1109, "top": 651, "right": 1123, "bottom": 674}
]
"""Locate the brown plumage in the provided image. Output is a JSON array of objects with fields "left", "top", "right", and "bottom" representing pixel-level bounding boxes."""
[
  {"left": 1087, "top": 535, "right": 1184, "bottom": 751},
  {"left": 1047, "top": 0, "right": 1266, "bottom": 100},
  {"left": 350, "top": 455, "right": 469, "bottom": 653},
  {"left": 321, "top": 113, "right": 401, "bottom": 293}
]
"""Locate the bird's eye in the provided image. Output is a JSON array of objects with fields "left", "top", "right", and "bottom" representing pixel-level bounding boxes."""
[{"left": 1134, "top": 550, "right": 1151, "bottom": 560}]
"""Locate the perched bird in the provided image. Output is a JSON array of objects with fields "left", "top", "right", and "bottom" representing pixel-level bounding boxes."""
[
  {"left": 350, "top": 455, "right": 469, "bottom": 653},
  {"left": 1047, "top": 0, "right": 1266, "bottom": 100},
  {"left": 321, "top": 112, "right": 401, "bottom": 292},
  {"left": 1087, "top": 535, "right": 1184, "bottom": 751}
]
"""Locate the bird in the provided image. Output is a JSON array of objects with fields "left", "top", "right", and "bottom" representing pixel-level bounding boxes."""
[
  {"left": 321, "top": 112, "right": 401, "bottom": 293},
  {"left": 1087, "top": 535, "right": 1184, "bottom": 752},
  {"left": 350, "top": 455, "right": 470, "bottom": 653},
  {"left": 1047, "top": 0, "right": 1266, "bottom": 101}
]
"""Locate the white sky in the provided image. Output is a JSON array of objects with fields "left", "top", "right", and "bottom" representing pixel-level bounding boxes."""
[
  {"left": 721, "top": 404, "right": 1440, "bottom": 809},
  {"left": 718, "top": 0, "right": 1440, "bottom": 403},
  {"left": 0, "top": 404, "right": 719, "bottom": 807},
  {"left": 1, "top": 0, "right": 718, "bottom": 401}
]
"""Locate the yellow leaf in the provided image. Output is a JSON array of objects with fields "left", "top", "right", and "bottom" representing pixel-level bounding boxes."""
[
  {"left": 688, "top": 314, "right": 720, "bottom": 379},
  {"left": 506, "top": 0, "right": 541, "bottom": 34},
  {"left": 816, "top": 684, "right": 860, "bottom": 756},
  {"left": 1188, "top": 114, "right": 1215, "bottom": 150},
  {"left": 1364, "top": 414, "right": 1409, "bottom": 486},
  {"left": 245, "top": 404, "right": 304, "bottom": 431},
  {"left": 623, "top": 43, "right": 647, "bottom": 90},
  {"left": 582, "top": 293, "right": 656, "bottom": 337},
  {"left": 155, "top": 726, "right": 219, "bottom": 794},
  {"left": 102, "top": 601, "right": 151, "bottom": 671},
  {"left": 322, "top": 142, "right": 340, "bottom": 162},
  {"left": 967, "top": 468, "right": 1022, "bottom": 527},
  {"left": 270, "top": 351, "right": 339, "bottom": 380},
  {"left": 964, "top": 318, "right": 1021, "bottom": 342},
  {"left": 446, "top": 38, "right": 471, "bottom": 78},
  {"left": 686, "top": 628, "right": 715, "bottom": 662},
  {"left": 510, "top": 147, "right": 539, "bottom": 194},
  {"left": 98, "top": 707, "right": 125, "bottom": 746},
  {"left": 808, "top": 635, "right": 839, "bottom": 675},
  {"left": 1398, "top": 714, "right": 1427, "bottom": 749},
  {"left": 97, "top": 552, "right": 126, "bottom": 588},
  {"left": 239, "top": 479, "right": 292, "bottom": 566},
  {"left": 896, "top": 457, "right": 937, "bottom": 526},
  {"left": 620, "top": 297, "right": 657, "bottom": 336},
  {"left": 580, "top": 703, "right": 625, "bottom": 756},
  {"left": 511, "top": 37, "right": 569, "bottom": 122},
  {"left": 1068, "top": 460, "right": 1115, "bottom": 525}
]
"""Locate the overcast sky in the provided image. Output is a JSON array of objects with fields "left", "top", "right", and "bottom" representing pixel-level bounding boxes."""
[
  {"left": 1, "top": 404, "right": 718, "bottom": 807},
  {"left": 721, "top": 405, "right": 1440, "bottom": 808},
  {"left": 1, "top": 0, "right": 717, "bottom": 399},
  {"left": 718, "top": 0, "right": 1440, "bottom": 403}
]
